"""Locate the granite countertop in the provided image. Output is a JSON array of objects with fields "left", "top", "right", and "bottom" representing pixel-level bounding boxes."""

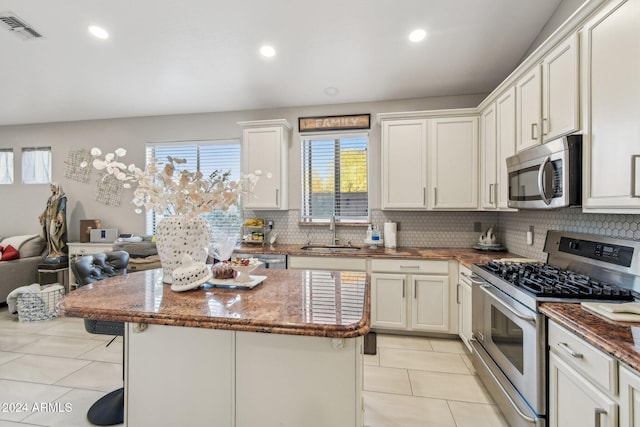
[
  {"left": 234, "top": 244, "right": 525, "bottom": 268},
  {"left": 59, "top": 268, "right": 370, "bottom": 339},
  {"left": 540, "top": 303, "right": 640, "bottom": 372}
]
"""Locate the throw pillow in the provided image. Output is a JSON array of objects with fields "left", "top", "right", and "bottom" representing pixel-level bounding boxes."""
[{"left": 1, "top": 245, "right": 19, "bottom": 261}]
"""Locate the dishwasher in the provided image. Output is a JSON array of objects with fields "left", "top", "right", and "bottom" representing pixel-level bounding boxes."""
[{"left": 233, "top": 252, "right": 287, "bottom": 269}]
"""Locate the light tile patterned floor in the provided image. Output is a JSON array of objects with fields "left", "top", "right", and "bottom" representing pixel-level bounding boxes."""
[
  {"left": 364, "top": 334, "right": 509, "bottom": 427},
  {"left": 0, "top": 307, "right": 508, "bottom": 426}
]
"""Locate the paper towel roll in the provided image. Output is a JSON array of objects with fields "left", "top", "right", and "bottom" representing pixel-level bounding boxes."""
[{"left": 384, "top": 222, "right": 397, "bottom": 248}]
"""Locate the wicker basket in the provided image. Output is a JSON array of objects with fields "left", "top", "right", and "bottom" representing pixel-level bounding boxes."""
[{"left": 16, "top": 285, "right": 65, "bottom": 322}]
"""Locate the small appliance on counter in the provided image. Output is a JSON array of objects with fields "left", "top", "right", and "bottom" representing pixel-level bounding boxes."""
[{"left": 472, "top": 226, "right": 506, "bottom": 252}]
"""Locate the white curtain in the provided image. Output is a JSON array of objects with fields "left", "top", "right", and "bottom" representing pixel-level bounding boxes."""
[
  {"left": 22, "top": 147, "right": 51, "bottom": 184},
  {"left": 0, "top": 149, "right": 14, "bottom": 184}
]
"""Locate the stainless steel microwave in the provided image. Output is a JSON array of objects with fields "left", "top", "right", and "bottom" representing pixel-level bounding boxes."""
[{"left": 506, "top": 135, "right": 582, "bottom": 209}]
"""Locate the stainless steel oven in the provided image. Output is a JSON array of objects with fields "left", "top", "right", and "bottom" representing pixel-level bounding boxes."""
[
  {"left": 507, "top": 135, "right": 582, "bottom": 209},
  {"left": 470, "top": 275, "right": 546, "bottom": 427},
  {"left": 470, "top": 231, "right": 640, "bottom": 427}
]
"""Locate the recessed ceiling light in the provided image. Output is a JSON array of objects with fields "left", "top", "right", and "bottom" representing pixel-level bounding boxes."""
[
  {"left": 260, "top": 45, "right": 276, "bottom": 58},
  {"left": 88, "top": 25, "right": 109, "bottom": 40},
  {"left": 408, "top": 29, "right": 427, "bottom": 43},
  {"left": 324, "top": 87, "right": 339, "bottom": 96}
]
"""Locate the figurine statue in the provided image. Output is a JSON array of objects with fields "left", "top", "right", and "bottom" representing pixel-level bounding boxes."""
[{"left": 39, "top": 182, "right": 68, "bottom": 264}]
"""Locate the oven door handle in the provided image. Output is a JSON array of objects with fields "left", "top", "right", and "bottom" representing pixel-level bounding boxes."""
[
  {"left": 537, "top": 155, "right": 553, "bottom": 206},
  {"left": 469, "top": 338, "right": 539, "bottom": 425},
  {"left": 479, "top": 284, "right": 537, "bottom": 323}
]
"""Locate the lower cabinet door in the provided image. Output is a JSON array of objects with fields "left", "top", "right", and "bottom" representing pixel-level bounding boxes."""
[
  {"left": 411, "top": 274, "right": 450, "bottom": 332},
  {"left": 371, "top": 273, "right": 407, "bottom": 329},
  {"left": 620, "top": 364, "right": 640, "bottom": 427},
  {"left": 548, "top": 351, "right": 618, "bottom": 427}
]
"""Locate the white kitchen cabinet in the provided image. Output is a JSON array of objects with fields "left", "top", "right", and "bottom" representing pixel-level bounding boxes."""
[
  {"left": 516, "top": 33, "right": 579, "bottom": 152},
  {"left": 239, "top": 119, "right": 291, "bottom": 210},
  {"left": 370, "top": 259, "right": 455, "bottom": 333},
  {"left": 581, "top": 0, "right": 640, "bottom": 212},
  {"left": 548, "top": 320, "right": 618, "bottom": 427},
  {"left": 495, "top": 87, "right": 517, "bottom": 209},
  {"left": 542, "top": 33, "right": 580, "bottom": 141},
  {"left": 381, "top": 119, "right": 428, "bottom": 209},
  {"left": 429, "top": 116, "right": 479, "bottom": 209},
  {"left": 515, "top": 66, "right": 542, "bottom": 152},
  {"left": 549, "top": 351, "right": 618, "bottom": 427},
  {"left": 481, "top": 88, "right": 517, "bottom": 211},
  {"left": 457, "top": 264, "right": 473, "bottom": 352},
  {"left": 480, "top": 103, "right": 498, "bottom": 209},
  {"left": 620, "top": 364, "right": 640, "bottom": 427}
]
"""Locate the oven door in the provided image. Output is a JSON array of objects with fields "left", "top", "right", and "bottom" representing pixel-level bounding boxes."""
[{"left": 473, "top": 283, "right": 546, "bottom": 415}]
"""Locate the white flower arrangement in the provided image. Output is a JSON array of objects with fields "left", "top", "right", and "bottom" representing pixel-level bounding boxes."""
[{"left": 82, "top": 147, "right": 260, "bottom": 219}]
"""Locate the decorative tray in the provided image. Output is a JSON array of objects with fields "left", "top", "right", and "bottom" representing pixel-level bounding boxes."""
[
  {"left": 204, "top": 275, "right": 267, "bottom": 290},
  {"left": 472, "top": 243, "right": 507, "bottom": 252}
]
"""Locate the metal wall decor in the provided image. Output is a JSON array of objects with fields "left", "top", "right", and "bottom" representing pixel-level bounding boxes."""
[{"left": 64, "top": 148, "right": 91, "bottom": 183}]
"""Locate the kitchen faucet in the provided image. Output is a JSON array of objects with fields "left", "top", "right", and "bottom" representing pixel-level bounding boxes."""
[{"left": 329, "top": 215, "right": 339, "bottom": 245}]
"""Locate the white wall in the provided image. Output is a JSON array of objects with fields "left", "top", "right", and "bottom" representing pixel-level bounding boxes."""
[{"left": 0, "top": 94, "right": 485, "bottom": 241}]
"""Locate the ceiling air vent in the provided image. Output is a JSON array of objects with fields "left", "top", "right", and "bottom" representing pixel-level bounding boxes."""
[{"left": 0, "top": 12, "right": 43, "bottom": 40}]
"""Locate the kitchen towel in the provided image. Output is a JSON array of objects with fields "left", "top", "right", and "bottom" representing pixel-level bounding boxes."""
[{"left": 384, "top": 222, "right": 397, "bottom": 248}]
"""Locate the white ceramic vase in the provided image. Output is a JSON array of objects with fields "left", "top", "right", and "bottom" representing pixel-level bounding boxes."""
[{"left": 155, "top": 216, "right": 211, "bottom": 284}]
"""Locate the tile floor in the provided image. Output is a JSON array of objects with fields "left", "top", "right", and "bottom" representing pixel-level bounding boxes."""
[{"left": 0, "top": 307, "right": 508, "bottom": 426}]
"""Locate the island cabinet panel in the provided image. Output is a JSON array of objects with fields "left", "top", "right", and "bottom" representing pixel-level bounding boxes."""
[
  {"left": 235, "top": 332, "right": 363, "bottom": 427},
  {"left": 126, "top": 324, "right": 234, "bottom": 427}
]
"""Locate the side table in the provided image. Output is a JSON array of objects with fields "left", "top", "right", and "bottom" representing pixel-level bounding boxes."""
[{"left": 38, "top": 262, "right": 69, "bottom": 293}]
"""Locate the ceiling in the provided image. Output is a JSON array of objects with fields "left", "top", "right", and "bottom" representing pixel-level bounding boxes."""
[{"left": 0, "top": 0, "right": 566, "bottom": 126}]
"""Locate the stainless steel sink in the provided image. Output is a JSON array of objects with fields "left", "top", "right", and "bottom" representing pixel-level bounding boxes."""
[{"left": 300, "top": 245, "right": 362, "bottom": 253}]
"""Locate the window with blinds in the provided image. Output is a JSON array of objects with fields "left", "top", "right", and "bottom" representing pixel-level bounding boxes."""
[
  {"left": 145, "top": 140, "right": 242, "bottom": 238},
  {"left": 22, "top": 147, "right": 51, "bottom": 184},
  {"left": 0, "top": 148, "right": 13, "bottom": 184},
  {"left": 301, "top": 134, "right": 369, "bottom": 223}
]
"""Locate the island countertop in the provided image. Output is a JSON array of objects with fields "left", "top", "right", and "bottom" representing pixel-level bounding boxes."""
[{"left": 59, "top": 268, "right": 370, "bottom": 338}]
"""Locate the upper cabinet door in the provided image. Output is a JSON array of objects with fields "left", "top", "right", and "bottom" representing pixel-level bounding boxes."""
[
  {"left": 516, "top": 66, "right": 542, "bottom": 152},
  {"left": 582, "top": 0, "right": 640, "bottom": 211},
  {"left": 381, "top": 119, "right": 428, "bottom": 209},
  {"left": 429, "top": 116, "right": 479, "bottom": 209},
  {"left": 240, "top": 120, "right": 291, "bottom": 210},
  {"left": 542, "top": 33, "right": 580, "bottom": 142},
  {"left": 480, "top": 103, "right": 497, "bottom": 209},
  {"left": 496, "top": 87, "right": 517, "bottom": 210}
]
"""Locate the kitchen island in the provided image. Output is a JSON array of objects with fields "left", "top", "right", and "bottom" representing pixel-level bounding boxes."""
[{"left": 59, "top": 268, "right": 370, "bottom": 427}]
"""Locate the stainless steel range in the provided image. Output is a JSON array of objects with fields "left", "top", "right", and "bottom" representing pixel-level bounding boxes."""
[{"left": 468, "top": 230, "right": 640, "bottom": 427}]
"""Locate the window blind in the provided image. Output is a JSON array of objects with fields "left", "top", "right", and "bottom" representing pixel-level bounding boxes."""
[
  {"left": 22, "top": 147, "right": 51, "bottom": 184},
  {"left": 145, "top": 140, "right": 242, "bottom": 239},
  {"left": 0, "top": 148, "right": 14, "bottom": 184},
  {"left": 301, "top": 134, "right": 369, "bottom": 223}
]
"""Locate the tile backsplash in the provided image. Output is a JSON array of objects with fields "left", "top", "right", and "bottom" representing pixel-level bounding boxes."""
[
  {"left": 498, "top": 209, "right": 640, "bottom": 261},
  {"left": 244, "top": 209, "right": 499, "bottom": 248},
  {"left": 245, "top": 208, "right": 640, "bottom": 263}
]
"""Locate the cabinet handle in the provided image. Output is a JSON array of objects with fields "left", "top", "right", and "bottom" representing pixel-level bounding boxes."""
[
  {"left": 414, "top": 281, "right": 417, "bottom": 299},
  {"left": 632, "top": 155, "right": 640, "bottom": 198},
  {"left": 422, "top": 187, "right": 426, "bottom": 205},
  {"left": 530, "top": 123, "right": 538, "bottom": 140},
  {"left": 494, "top": 183, "right": 498, "bottom": 205},
  {"left": 402, "top": 278, "right": 405, "bottom": 298},
  {"left": 400, "top": 265, "right": 420, "bottom": 270},
  {"left": 594, "top": 408, "right": 606, "bottom": 427},
  {"left": 542, "top": 117, "right": 549, "bottom": 136},
  {"left": 433, "top": 187, "right": 437, "bottom": 206},
  {"left": 489, "top": 184, "right": 494, "bottom": 204},
  {"left": 556, "top": 342, "right": 583, "bottom": 358},
  {"left": 456, "top": 283, "right": 461, "bottom": 304},
  {"left": 275, "top": 189, "right": 279, "bottom": 205}
]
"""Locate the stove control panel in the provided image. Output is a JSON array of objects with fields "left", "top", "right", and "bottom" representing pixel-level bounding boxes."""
[{"left": 559, "top": 237, "right": 634, "bottom": 267}]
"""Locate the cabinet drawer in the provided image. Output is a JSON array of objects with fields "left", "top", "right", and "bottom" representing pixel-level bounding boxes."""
[
  {"left": 548, "top": 320, "right": 617, "bottom": 393},
  {"left": 288, "top": 256, "right": 367, "bottom": 271},
  {"left": 371, "top": 258, "right": 448, "bottom": 274}
]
